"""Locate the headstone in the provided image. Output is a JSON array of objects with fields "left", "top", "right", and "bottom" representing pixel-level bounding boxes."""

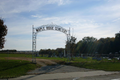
[
  {"left": 64, "top": 51, "right": 66, "bottom": 57},
  {"left": 36, "top": 53, "right": 39, "bottom": 57},
  {"left": 92, "top": 57, "right": 96, "bottom": 60},
  {"left": 96, "top": 58, "right": 102, "bottom": 61},
  {"left": 81, "top": 54, "right": 83, "bottom": 58},
  {"left": 83, "top": 57, "right": 87, "bottom": 59}
]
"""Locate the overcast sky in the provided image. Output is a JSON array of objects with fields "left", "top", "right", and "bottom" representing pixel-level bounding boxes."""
[{"left": 0, "top": 0, "right": 120, "bottom": 50}]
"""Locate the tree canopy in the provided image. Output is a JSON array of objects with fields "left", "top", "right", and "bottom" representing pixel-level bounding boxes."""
[
  {"left": 0, "top": 19, "right": 7, "bottom": 49},
  {"left": 74, "top": 35, "right": 120, "bottom": 55}
]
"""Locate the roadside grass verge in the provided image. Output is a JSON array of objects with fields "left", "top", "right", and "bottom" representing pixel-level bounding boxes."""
[
  {"left": 0, "top": 59, "right": 39, "bottom": 79},
  {"left": 67, "top": 61, "right": 120, "bottom": 71}
]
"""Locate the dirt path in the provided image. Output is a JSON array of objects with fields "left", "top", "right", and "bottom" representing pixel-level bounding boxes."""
[{"left": 4, "top": 57, "right": 57, "bottom": 66}]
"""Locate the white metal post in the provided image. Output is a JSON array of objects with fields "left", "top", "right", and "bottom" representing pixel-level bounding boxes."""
[{"left": 32, "top": 25, "right": 36, "bottom": 63}]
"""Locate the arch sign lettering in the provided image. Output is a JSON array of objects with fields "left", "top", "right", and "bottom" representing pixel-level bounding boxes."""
[
  {"left": 32, "top": 24, "right": 71, "bottom": 63},
  {"left": 36, "top": 24, "right": 68, "bottom": 34}
]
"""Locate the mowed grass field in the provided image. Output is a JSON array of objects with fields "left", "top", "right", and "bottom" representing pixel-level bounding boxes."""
[
  {"left": 0, "top": 53, "right": 120, "bottom": 78},
  {"left": 0, "top": 53, "right": 32, "bottom": 58},
  {"left": 0, "top": 59, "right": 37, "bottom": 78},
  {"left": 0, "top": 53, "right": 41, "bottom": 78},
  {"left": 68, "top": 62, "right": 120, "bottom": 71}
]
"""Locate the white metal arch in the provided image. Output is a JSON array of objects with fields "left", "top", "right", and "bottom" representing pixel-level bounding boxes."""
[{"left": 32, "top": 24, "right": 71, "bottom": 63}]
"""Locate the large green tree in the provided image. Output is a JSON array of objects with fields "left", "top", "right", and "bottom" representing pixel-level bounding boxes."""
[
  {"left": 0, "top": 19, "right": 7, "bottom": 49},
  {"left": 98, "top": 37, "right": 115, "bottom": 54},
  {"left": 70, "top": 36, "right": 77, "bottom": 56},
  {"left": 80, "top": 37, "right": 97, "bottom": 54},
  {"left": 114, "top": 33, "right": 120, "bottom": 52}
]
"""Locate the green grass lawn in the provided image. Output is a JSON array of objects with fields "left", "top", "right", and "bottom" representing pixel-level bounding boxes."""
[
  {"left": 69, "top": 62, "right": 120, "bottom": 71},
  {"left": 0, "top": 53, "right": 32, "bottom": 58},
  {"left": 37, "top": 56, "right": 101, "bottom": 62},
  {"left": 37, "top": 56, "right": 68, "bottom": 61},
  {"left": 0, "top": 53, "right": 120, "bottom": 72},
  {"left": 0, "top": 59, "right": 38, "bottom": 79}
]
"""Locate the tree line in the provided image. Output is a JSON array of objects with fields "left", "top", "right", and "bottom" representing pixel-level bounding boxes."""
[
  {"left": 39, "top": 48, "right": 65, "bottom": 57},
  {"left": 71, "top": 32, "right": 120, "bottom": 57},
  {"left": 39, "top": 32, "right": 120, "bottom": 57}
]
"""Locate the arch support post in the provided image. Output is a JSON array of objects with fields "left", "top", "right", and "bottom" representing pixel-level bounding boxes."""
[
  {"left": 67, "top": 28, "right": 71, "bottom": 62},
  {"left": 32, "top": 25, "right": 36, "bottom": 63}
]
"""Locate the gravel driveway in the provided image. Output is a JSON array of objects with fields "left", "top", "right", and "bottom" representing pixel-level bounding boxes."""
[
  {"left": 54, "top": 73, "right": 120, "bottom": 80},
  {"left": 27, "top": 64, "right": 95, "bottom": 74},
  {"left": 27, "top": 64, "right": 120, "bottom": 80}
]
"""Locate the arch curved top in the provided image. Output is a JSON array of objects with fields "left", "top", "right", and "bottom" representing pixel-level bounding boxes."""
[{"left": 34, "top": 24, "right": 68, "bottom": 35}]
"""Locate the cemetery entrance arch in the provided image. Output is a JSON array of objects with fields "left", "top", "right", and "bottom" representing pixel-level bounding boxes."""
[{"left": 32, "top": 24, "right": 71, "bottom": 63}]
